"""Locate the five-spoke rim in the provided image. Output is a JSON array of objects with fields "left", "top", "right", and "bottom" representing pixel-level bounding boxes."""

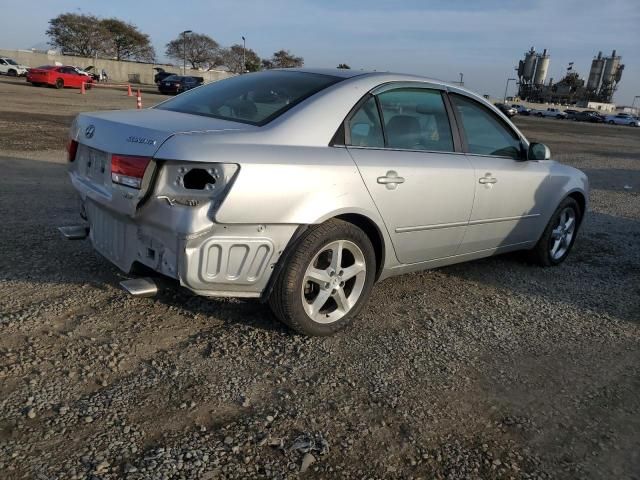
[
  {"left": 550, "top": 207, "right": 576, "bottom": 260},
  {"left": 301, "top": 240, "right": 367, "bottom": 324}
]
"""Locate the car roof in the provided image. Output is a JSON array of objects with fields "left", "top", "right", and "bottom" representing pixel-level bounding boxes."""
[{"left": 275, "top": 67, "right": 468, "bottom": 92}]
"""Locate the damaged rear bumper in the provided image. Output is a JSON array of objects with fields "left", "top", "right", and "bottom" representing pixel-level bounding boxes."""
[{"left": 74, "top": 200, "right": 297, "bottom": 298}]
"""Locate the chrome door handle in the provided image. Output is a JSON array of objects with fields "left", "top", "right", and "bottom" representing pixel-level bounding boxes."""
[
  {"left": 377, "top": 170, "right": 405, "bottom": 190},
  {"left": 479, "top": 173, "right": 497, "bottom": 184}
]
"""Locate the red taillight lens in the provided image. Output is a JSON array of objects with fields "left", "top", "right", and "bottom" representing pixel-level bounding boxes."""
[
  {"left": 67, "top": 139, "right": 78, "bottom": 162},
  {"left": 111, "top": 154, "right": 151, "bottom": 189}
]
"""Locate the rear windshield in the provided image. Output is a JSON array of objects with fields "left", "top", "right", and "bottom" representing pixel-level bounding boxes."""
[
  {"left": 155, "top": 70, "right": 344, "bottom": 126},
  {"left": 36, "top": 65, "right": 55, "bottom": 70},
  {"left": 164, "top": 75, "right": 182, "bottom": 81}
]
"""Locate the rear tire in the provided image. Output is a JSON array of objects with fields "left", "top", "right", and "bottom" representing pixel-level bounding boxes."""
[
  {"left": 55, "top": 78, "right": 64, "bottom": 89},
  {"left": 269, "top": 219, "right": 376, "bottom": 336},
  {"left": 528, "top": 197, "right": 581, "bottom": 267}
]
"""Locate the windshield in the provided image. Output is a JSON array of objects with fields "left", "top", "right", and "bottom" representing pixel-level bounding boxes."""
[
  {"left": 164, "top": 75, "right": 182, "bottom": 81},
  {"left": 156, "top": 70, "right": 344, "bottom": 126},
  {"left": 6, "top": 59, "right": 18, "bottom": 65}
]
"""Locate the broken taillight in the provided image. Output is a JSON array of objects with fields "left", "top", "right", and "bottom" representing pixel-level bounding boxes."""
[
  {"left": 67, "top": 139, "right": 78, "bottom": 162},
  {"left": 111, "top": 154, "right": 151, "bottom": 189}
]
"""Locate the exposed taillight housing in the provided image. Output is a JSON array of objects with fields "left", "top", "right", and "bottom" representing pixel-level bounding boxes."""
[
  {"left": 111, "top": 154, "right": 151, "bottom": 189},
  {"left": 67, "top": 139, "right": 78, "bottom": 162}
]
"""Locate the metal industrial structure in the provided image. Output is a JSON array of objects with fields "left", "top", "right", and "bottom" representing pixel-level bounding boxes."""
[{"left": 515, "top": 47, "right": 624, "bottom": 104}]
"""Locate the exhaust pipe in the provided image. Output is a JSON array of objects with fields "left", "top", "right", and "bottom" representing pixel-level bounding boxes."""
[
  {"left": 58, "top": 225, "right": 89, "bottom": 240},
  {"left": 120, "top": 278, "right": 158, "bottom": 297}
]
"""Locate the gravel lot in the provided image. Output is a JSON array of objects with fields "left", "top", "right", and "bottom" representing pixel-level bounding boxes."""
[{"left": 0, "top": 76, "right": 639, "bottom": 479}]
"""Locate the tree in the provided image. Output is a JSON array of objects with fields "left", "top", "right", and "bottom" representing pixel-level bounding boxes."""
[
  {"left": 218, "top": 44, "right": 261, "bottom": 73},
  {"left": 269, "top": 50, "right": 304, "bottom": 68},
  {"left": 261, "top": 58, "right": 274, "bottom": 70},
  {"left": 101, "top": 18, "right": 155, "bottom": 62},
  {"left": 337, "top": 63, "right": 351, "bottom": 69},
  {"left": 46, "top": 13, "right": 109, "bottom": 57},
  {"left": 166, "top": 33, "right": 219, "bottom": 70}
]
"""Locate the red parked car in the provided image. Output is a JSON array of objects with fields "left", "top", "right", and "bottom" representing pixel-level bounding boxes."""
[{"left": 27, "top": 65, "right": 93, "bottom": 89}]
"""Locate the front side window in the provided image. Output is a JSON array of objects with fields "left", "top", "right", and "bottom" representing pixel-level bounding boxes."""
[
  {"left": 450, "top": 94, "right": 522, "bottom": 159},
  {"left": 346, "top": 96, "right": 384, "bottom": 148},
  {"left": 377, "top": 88, "right": 454, "bottom": 152},
  {"left": 156, "top": 70, "right": 344, "bottom": 126}
]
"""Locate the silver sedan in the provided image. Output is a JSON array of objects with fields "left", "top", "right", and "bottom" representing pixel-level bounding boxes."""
[{"left": 61, "top": 68, "right": 588, "bottom": 335}]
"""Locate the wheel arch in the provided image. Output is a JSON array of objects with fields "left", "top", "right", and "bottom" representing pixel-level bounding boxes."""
[
  {"left": 567, "top": 190, "right": 586, "bottom": 220},
  {"left": 334, "top": 212, "right": 386, "bottom": 281}
]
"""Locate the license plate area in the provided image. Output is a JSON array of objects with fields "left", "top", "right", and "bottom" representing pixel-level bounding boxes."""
[{"left": 77, "top": 144, "right": 109, "bottom": 186}]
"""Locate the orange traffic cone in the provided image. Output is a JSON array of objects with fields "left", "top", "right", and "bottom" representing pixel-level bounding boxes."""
[
  {"left": 127, "top": 84, "right": 133, "bottom": 96},
  {"left": 136, "top": 89, "right": 142, "bottom": 109},
  {"left": 80, "top": 82, "right": 86, "bottom": 94}
]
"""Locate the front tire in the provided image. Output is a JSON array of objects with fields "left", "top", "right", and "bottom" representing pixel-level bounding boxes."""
[
  {"left": 7, "top": 69, "right": 17, "bottom": 77},
  {"left": 529, "top": 197, "right": 581, "bottom": 267},
  {"left": 269, "top": 219, "right": 376, "bottom": 336}
]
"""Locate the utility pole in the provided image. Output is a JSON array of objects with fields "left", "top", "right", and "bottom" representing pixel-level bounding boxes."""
[
  {"left": 459, "top": 72, "right": 463, "bottom": 87},
  {"left": 632, "top": 96, "right": 640, "bottom": 115},
  {"left": 181, "top": 30, "right": 192, "bottom": 75},
  {"left": 503, "top": 78, "right": 516, "bottom": 102},
  {"left": 242, "top": 36, "right": 246, "bottom": 73}
]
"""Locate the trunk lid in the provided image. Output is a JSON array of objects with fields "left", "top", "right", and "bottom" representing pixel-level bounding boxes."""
[{"left": 69, "top": 109, "right": 255, "bottom": 217}]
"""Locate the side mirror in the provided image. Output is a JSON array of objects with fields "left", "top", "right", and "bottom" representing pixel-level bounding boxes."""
[{"left": 528, "top": 142, "right": 551, "bottom": 160}]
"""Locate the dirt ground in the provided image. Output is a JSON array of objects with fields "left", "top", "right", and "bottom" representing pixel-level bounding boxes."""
[{"left": 0, "top": 76, "right": 638, "bottom": 479}]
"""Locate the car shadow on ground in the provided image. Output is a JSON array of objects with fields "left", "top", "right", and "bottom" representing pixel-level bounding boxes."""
[{"left": 438, "top": 211, "right": 640, "bottom": 324}]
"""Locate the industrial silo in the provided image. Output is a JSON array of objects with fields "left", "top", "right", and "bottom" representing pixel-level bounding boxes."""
[
  {"left": 601, "top": 50, "right": 621, "bottom": 87},
  {"left": 587, "top": 51, "right": 605, "bottom": 91},
  {"left": 522, "top": 47, "right": 537, "bottom": 82},
  {"left": 533, "top": 49, "right": 550, "bottom": 85}
]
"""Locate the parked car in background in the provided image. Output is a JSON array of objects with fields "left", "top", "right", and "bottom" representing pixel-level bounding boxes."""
[
  {"left": 27, "top": 65, "right": 94, "bottom": 89},
  {"left": 494, "top": 102, "right": 517, "bottom": 117},
  {"left": 0, "top": 57, "right": 28, "bottom": 76},
  {"left": 80, "top": 66, "right": 101, "bottom": 82},
  {"left": 604, "top": 113, "right": 640, "bottom": 126},
  {"left": 532, "top": 107, "right": 567, "bottom": 119},
  {"left": 61, "top": 69, "right": 588, "bottom": 336},
  {"left": 564, "top": 109, "right": 579, "bottom": 120},
  {"left": 158, "top": 75, "right": 204, "bottom": 94},
  {"left": 573, "top": 111, "right": 604, "bottom": 123},
  {"left": 154, "top": 67, "right": 175, "bottom": 84},
  {"left": 511, "top": 104, "right": 531, "bottom": 115}
]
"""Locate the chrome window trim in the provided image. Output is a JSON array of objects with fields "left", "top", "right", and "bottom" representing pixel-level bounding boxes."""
[{"left": 346, "top": 145, "right": 467, "bottom": 156}]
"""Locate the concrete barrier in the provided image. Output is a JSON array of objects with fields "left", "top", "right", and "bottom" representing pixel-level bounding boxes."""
[{"left": 0, "top": 48, "right": 234, "bottom": 85}]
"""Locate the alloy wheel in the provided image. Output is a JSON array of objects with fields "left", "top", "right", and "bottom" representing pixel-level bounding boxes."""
[
  {"left": 301, "top": 240, "right": 367, "bottom": 324},
  {"left": 550, "top": 207, "right": 576, "bottom": 260}
]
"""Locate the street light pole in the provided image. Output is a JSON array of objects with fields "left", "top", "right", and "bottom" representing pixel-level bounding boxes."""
[
  {"left": 503, "top": 78, "right": 516, "bottom": 102},
  {"left": 459, "top": 72, "right": 463, "bottom": 87},
  {"left": 632, "top": 95, "right": 640, "bottom": 114},
  {"left": 181, "top": 30, "right": 192, "bottom": 75},
  {"left": 242, "top": 36, "right": 246, "bottom": 73}
]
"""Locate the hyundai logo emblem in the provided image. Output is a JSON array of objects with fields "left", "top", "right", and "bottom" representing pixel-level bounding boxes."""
[{"left": 85, "top": 125, "right": 95, "bottom": 138}]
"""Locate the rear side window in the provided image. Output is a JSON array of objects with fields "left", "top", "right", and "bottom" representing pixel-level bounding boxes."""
[
  {"left": 451, "top": 94, "right": 522, "bottom": 159},
  {"left": 347, "top": 96, "right": 384, "bottom": 148},
  {"left": 377, "top": 88, "right": 454, "bottom": 152},
  {"left": 156, "top": 71, "right": 344, "bottom": 126}
]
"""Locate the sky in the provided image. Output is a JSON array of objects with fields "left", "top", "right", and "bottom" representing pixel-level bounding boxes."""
[{"left": 2, "top": 0, "right": 639, "bottom": 105}]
